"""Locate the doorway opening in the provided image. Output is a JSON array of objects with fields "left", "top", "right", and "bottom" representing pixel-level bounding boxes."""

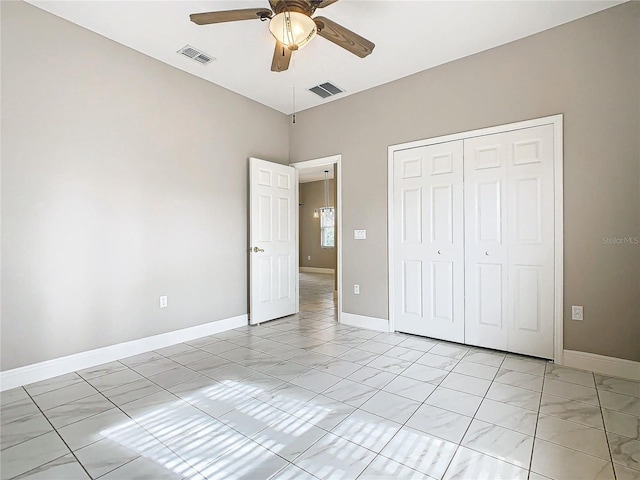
[{"left": 291, "top": 155, "right": 342, "bottom": 324}]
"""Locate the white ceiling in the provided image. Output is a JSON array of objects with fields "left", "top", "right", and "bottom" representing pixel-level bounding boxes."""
[
  {"left": 298, "top": 165, "right": 335, "bottom": 183},
  {"left": 27, "top": 0, "right": 622, "bottom": 114}
]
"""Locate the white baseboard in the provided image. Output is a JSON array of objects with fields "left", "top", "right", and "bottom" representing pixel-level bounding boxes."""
[
  {"left": 300, "top": 267, "right": 335, "bottom": 274},
  {"left": 340, "top": 312, "right": 389, "bottom": 333},
  {"left": 563, "top": 350, "right": 640, "bottom": 381},
  {"left": 0, "top": 314, "right": 248, "bottom": 392}
]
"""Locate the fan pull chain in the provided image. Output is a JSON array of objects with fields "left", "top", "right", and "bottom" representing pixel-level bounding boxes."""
[{"left": 292, "top": 51, "right": 297, "bottom": 124}]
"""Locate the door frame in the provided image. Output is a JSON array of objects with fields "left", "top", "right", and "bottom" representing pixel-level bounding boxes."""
[
  {"left": 291, "top": 155, "right": 343, "bottom": 323},
  {"left": 387, "top": 115, "right": 564, "bottom": 363}
]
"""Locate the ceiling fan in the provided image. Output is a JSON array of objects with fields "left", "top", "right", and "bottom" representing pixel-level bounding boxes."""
[{"left": 189, "top": 0, "right": 375, "bottom": 72}]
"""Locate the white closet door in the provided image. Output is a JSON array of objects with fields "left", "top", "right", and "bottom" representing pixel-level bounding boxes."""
[
  {"left": 393, "top": 141, "right": 464, "bottom": 342},
  {"left": 463, "top": 133, "right": 509, "bottom": 350},
  {"left": 465, "top": 125, "right": 555, "bottom": 358},
  {"left": 506, "top": 125, "right": 555, "bottom": 358}
]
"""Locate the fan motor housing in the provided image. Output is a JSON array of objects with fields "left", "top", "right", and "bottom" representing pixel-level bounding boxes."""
[{"left": 274, "top": 0, "right": 315, "bottom": 16}]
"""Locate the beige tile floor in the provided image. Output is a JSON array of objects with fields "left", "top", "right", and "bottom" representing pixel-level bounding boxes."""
[{"left": 1, "top": 272, "right": 639, "bottom": 479}]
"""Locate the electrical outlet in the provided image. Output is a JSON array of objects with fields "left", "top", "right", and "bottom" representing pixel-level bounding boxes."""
[
  {"left": 307, "top": 256, "right": 311, "bottom": 261},
  {"left": 571, "top": 305, "right": 583, "bottom": 321},
  {"left": 160, "top": 296, "right": 168, "bottom": 308},
  {"left": 354, "top": 284, "right": 360, "bottom": 295}
]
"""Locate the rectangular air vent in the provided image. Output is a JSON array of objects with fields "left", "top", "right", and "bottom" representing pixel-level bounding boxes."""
[
  {"left": 309, "top": 81, "right": 344, "bottom": 99},
  {"left": 177, "top": 45, "right": 215, "bottom": 65}
]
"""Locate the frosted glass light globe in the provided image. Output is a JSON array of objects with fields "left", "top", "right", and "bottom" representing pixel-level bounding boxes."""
[{"left": 269, "top": 11, "right": 317, "bottom": 50}]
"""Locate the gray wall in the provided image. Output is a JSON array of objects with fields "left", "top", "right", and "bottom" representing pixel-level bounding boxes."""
[
  {"left": 290, "top": 3, "right": 640, "bottom": 361},
  {"left": 299, "top": 179, "right": 336, "bottom": 270},
  {"left": 1, "top": 1, "right": 289, "bottom": 370}
]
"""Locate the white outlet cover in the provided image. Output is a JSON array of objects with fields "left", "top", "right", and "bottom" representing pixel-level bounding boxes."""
[{"left": 571, "top": 305, "right": 583, "bottom": 320}]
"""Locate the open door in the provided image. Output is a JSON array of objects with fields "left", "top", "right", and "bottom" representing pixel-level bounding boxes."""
[{"left": 249, "top": 158, "right": 298, "bottom": 325}]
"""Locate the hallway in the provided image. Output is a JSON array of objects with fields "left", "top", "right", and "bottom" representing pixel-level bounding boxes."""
[{"left": 298, "top": 271, "right": 336, "bottom": 323}]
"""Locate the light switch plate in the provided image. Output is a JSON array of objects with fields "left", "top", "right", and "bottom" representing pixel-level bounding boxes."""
[
  {"left": 354, "top": 229, "right": 366, "bottom": 240},
  {"left": 160, "top": 296, "right": 168, "bottom": 308}
]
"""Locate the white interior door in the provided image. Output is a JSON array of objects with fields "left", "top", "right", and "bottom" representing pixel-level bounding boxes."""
[
  {"left": 393, "top": 141, "right": 465, "bottom": 342},
  {"left": 249, "top": 158, "right": 297, "bottom": 325},
  {"left": 465, "top": 125, "right": 555, "bottom": 358}
]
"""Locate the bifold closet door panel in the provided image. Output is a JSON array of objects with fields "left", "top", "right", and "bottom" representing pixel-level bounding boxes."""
[
  {"left": 463, "top": 133, "right": 510, "bottom": 351},
  {"left": 464, "top": 125, "right": 555, "bottom": 358},
  {"left": 505, "top": 125, "right": 555, "bottom": 359},
  {"left": 392, "top": 141, "right": 465, "bottom": 342}
]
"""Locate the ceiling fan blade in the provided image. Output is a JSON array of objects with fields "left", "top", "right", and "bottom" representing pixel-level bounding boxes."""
[
  {"left": 315, "top": 0, "right": 340, "bottom": 8},
  {"left": 314, "top": 16, "right": 374, "bottom": 58},
  {"left": 271, "top": 41, "right": 292, "bottom": 72},
  {"left": 190, "top": 8, "right": 271, "bottom": 25}
]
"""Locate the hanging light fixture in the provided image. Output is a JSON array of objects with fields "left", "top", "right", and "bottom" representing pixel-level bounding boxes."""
[
  {"left": 312, "top": 170, "right": 331, "bottom": 219},
  {"left": 323, "top": 170, "right": 330, "bottom": 210},
  {"left": 269, "top": 11, "right": 317, "bottom": 51}
]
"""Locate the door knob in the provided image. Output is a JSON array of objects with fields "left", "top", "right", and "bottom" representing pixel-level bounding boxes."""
[
  {"left": 253, "top": 246, "right": 264, "bottom": 253},
  {"left": 485, "top": 251, "right": 490, "bottom": 256},
  {"left": 437, "top": 250, "right": 442, "bottom": 255}
]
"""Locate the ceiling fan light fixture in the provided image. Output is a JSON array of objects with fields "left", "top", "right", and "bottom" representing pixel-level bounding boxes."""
[{"left": 269, "top": 11, "right": 317, "bottom": 51}]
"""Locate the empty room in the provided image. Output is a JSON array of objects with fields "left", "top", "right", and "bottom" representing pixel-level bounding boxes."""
[{"left": 1, "top": 1, "right": 639, "bottom": 479}]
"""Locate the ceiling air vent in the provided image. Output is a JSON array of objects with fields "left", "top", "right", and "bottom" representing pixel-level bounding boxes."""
[
  {"left": 309, "top": 82, "right": 344, "bottom": 99},
  {"left": 178, "top": 45, "right": 215, "bottom": 65}
]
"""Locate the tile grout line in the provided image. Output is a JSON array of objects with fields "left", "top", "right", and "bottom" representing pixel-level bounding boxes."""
[
  {"left": 335, "top": 343, "right": 489, "bottom": 477},
  {"left": 21, "top": 387, "right": 95, "bottom": 480},
  {"left": 265, "top": 282, "right": 341, "bottom": 478},
  {"left": 309, "top": 320, "right": 495, "bottom": 475},
  {"left": 0, "top": 387, "right": 53, "bottom": 451},
  {"left": 2, "top": 369, "right": 143, "bottom": 454},
  {"left": 134, "top": 334, "right": 360, "bottom": 478},
  {"left": 527, "top": 366, "right": 548, "bottom": 478},
  {"left": 334, "top": 338, "right": 526, "bottom": 476},
  {"left": 535, "top": 368, "right": 628, "bottom": 478},
  {"left": 594, "top": 380, "right": 619, "bottom": 480},
  {"left": 117, "top": 360, "right": 295, "bottom": 478},
  {"left": 439, "top": 349, "right": 511, "bottom": 478},
  {"left": 74, "top": 368, "right": 210, "bottom": 479},
  {"left": 67, "top": 361, "right": 249, "bottom": 479}
]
